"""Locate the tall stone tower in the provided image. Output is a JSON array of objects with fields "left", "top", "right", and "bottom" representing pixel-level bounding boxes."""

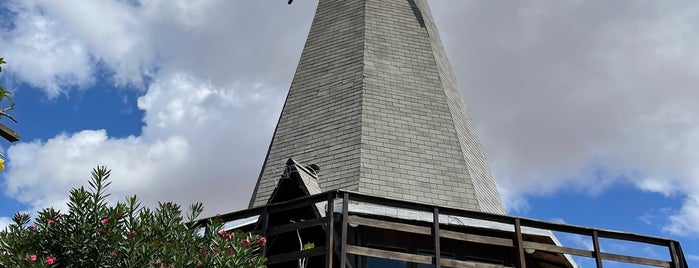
[{"left": 250, "top": 0, "right": 505, "bottom": 214}]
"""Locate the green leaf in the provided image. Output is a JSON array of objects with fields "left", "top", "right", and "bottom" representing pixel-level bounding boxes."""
[{"left": 0, "top": 166, "right": 266, "bottom": 267}]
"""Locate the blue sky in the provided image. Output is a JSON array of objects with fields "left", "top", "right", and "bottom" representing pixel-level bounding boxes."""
[{"left": 1, "top": 0, "right": 698, "bottom": 266}]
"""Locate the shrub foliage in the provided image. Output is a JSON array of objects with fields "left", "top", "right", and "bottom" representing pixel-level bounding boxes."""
[{"left": 0, "top": 166, "right": 266, "bottom": 267}]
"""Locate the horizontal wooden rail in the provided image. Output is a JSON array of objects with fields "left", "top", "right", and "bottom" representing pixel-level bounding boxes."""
[
  {"left": 345, "top": 245, "right": 431, "bottom": 264},
  {"left": 266, "top": 246, "right": 327, "bottom": 264},
  {"left": 348, "top": 215, "right": 431, "bottom": 235},
  {"left": 521, "top": 241, "right": 593, "bottom": 258},
  {"left": 441, "top": 229, "right": 514, "bottom": 247},
  {"left": 598, "top": 252, "right": 671, "bottom": 267},
  {"left": 268, "top": 217, "right": 327, "bottom": 236},
  {"left": 347, "top": 191, "right": 515, "bottom": 225},
  {"left": 440, "top": 258, "right": 511, "bottom": 268},
  {"left": 193, "top": 190, "right": 333, "bottom": 227}
]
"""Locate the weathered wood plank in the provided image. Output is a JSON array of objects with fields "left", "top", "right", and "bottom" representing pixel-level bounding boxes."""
[
  {"left": 433, "top": 207, "right": 441, "bottom": 267},
  {"left": 345, "top": 245, "right": 432, "bottom": 264},
  {"left": 520, "top": 240, "right": 670, "bottom": 267},
  {"left": 592, "top": 230, "right": 603, "bottom": 268},
  {"left": 514, "top": 218, "right": 526, "bottom": 268},
  {"left": 347, "top": 215, "right": 431, "bottom": 235},
  {"left": 599, "top": 252, "right": 671, "bottom": 268},
  {"left": 325, "top": 193, "right": 334, "bottom": 268},
  {"left": 440, "top": 229, "right": 514, "bottom": 247},
  {"left": 340, "top": 193, "right": 349, "bottom": 267},
  {"left": 440, "top": 258, "right": 511, "bottom": 268},
  {"left": 521, "top": 241, "right": 593, "bottom": 258}
]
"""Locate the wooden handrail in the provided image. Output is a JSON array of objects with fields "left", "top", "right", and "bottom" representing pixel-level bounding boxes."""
[{"left": 192, "top": 190, "right": 688, "bottom": 268}]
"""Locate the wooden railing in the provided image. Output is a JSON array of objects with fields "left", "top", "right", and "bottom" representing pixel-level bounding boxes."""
[{"left": 195, "top": 190, "right": 689, "bottom": 268}]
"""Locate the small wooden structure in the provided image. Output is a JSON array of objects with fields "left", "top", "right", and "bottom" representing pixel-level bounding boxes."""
[
  {"left": 197, "top": 161, "right": 689, "bottom": 268},
  {"left": 0, "top": 123, "right": 19, "bottom": 142}
]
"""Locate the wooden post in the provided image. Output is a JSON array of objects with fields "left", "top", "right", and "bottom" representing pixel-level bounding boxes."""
[
  {"left": 433, "top": 207, "right": 441, "bottom": 267},
  {"left": 514, "top": 218, "right": 526, "bottom": 268},
  {"left": 339, "top": 193, "right": 349, "bottom": 267},
  {"left": 262, "top": 207, "right": 269, "bottom": 257},
  {"left": 326, "top": 193, "right": 335, "bottom": 268},
  {"left": 592, "top": 230, "right": 604, "bottom": 268},
  {"left": 669, "top": 241, "right": 680, "bottom": 268}
]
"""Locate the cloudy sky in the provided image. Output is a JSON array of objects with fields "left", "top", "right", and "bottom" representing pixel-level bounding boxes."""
[{"left": 0, "top": 0, "right": 697, "bottom": 265}]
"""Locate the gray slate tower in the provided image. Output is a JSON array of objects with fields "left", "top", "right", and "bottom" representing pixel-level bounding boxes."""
[{"left": 250, "top": 0, "right": 505, "bottom": 214}]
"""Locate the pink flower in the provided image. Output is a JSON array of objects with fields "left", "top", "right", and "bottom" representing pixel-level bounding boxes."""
[
  {"left": 27, "top": 226, "right": 35, "bottom": 231},
  {"left": 46, "top": 255, "right": 56, "bottom": 265},
  {"left": 29, "top": 254, "right": 37, "bottom": 261},
  {"left": 47, "top": 219, "right": 54, "bottom": 225},
  {"left": 196, "top": 261, "right": 203, "bottom": 268},
  {"left": 239, "top": 238, "right": 251, "bottom": 248},
  {"left": 109, "top": 251, "right": 117, "bottom": 257},
  {"left": 218, "top": 230, "right": 233, "bottom": 240},
  {"left": 101, "top": 218, "right": 109, "bottom": 225},
  {"left": 256, "top": 236, "right": 267, "bottom": 247}
]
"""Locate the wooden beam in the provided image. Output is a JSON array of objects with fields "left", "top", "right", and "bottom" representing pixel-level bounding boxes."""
[
  {"left": 514, "top": 218, "right": 527, "bottom": 268},
  {"left": 340, "top": 193, "right": 349, "bottom": 267},
  {"left": 440, "top": 229, "right": 514, "bottom": 247},
  {"left": 266, "top": 246, "right": 327, "bottom": 264},
  {"left": 592, "top": 230, "right": 603, "bottom": 268},
  {"left": 440, "top": 258, "right": 512, "bottom": 268},
  {"left": 267, "top": 217, "right": 326, "bottom": 235},
  {"left": 598, "top": 252, "right": 671, "bottom": 268},
  {"left": 0, "top": 123, "right": 19, "bottom": 142},
  {"left": 596, "top": 229, "right": 671, "bottom": 247},
  {"left": 347, "top": 215, "right": 431, "bottom": 235},
  {"left": 433, "top": 207, "right": 441, "bottom": 267},
  {"left": 521, "top": 241, "right": 593, "bottom": 258},
  {"left": 345, "top": 245, "right": 431, "bottom": 264},
  {"left": 669, "top": 241, "right": 680, "bottom": 268},
  {"left": 522, "top": 241, "right": 671, "bottom": 267},
  {"left": 262, "top": 207, "right": 269, "bottom": 256},
  {"left": 347, "top": 191, "right": 513, "bottom": 224},
  {"left": 349, "top": 213, "right": 515, "bottom": 248},
  {"left": 326, "top": 193, "right": 334, "bottom": 268}
]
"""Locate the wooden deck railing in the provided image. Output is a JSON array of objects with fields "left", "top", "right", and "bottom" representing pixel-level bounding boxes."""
[{"left": 195, "top": 190, "right": 689, "bottom": 268}]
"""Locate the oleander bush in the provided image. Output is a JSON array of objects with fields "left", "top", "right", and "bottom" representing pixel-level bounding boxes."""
[{"left": 0, "top": 166, "right": 266, "bottom": 268}]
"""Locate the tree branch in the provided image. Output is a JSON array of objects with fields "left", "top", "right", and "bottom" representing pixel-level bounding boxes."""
[{"left": 0, "top": 106, "right": 18, "bottom": 123}]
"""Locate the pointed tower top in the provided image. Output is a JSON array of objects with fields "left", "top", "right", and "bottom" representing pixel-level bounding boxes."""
[{"left": 250, "top": 0, "right": 504, "bottom": 214}]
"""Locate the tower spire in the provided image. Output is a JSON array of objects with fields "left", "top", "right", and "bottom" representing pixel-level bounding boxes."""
[{"left": 250, "top": 0, "right": 504, "bottom": 214}]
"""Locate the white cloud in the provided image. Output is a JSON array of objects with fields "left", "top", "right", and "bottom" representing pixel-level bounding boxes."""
[
  {"left": 0, "top": 217, "right": 11, "bottom": 231},
  {"left": 1, "top": 7, "right": 93, "bottom": 96},
  {"left": 431, "top": 1, "right": 699, "bottom": 235},
  {"left": 665, "top": 196, "right": 699, "bottom": 237},
  {"left": 4, "top": 72, "right": 285, "bottom": 217},
  {"left": 0, "top": 0, "right": 315, "bottom": 218},
  {"left": 1, "top": 0, "right": 317, "bottom": 94},
  {"left": 2, "top": 0, "right": 699, "bottom": 238}
]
